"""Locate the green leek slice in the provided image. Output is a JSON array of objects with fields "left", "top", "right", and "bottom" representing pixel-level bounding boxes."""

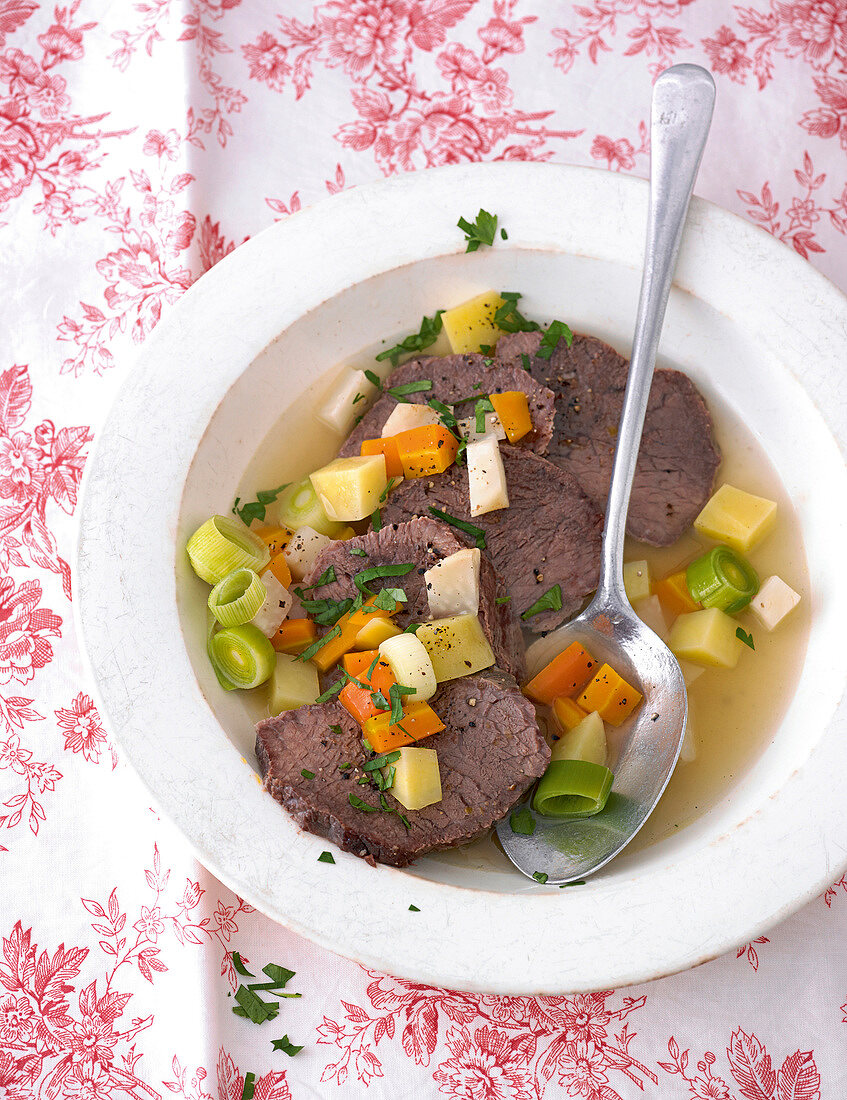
[
  {"left": 209, "top": 624, "right": 275, "bottom": 690},
  {"left": 208, "top": 568, "right": 266, "bottom": 627},
  {"left": 532, "top": 759, "right": 613, "bottom": 818},
  {"left": 187, "top": 515, "right": 269, "bottom": 585},
  {"left": 685, "top": 545, "right": 759, "bottom": 614},
  {"left": 275, "top": 477, "right": 344, "bottom": 537}
]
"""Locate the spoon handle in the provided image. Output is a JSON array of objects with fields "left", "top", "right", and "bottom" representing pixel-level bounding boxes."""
[{"left": 598, "top": 64, "right": 715, "bottom": 600}]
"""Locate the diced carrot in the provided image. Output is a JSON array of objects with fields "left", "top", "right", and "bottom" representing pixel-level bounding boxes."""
[
  {"left": 393, "top": 425, "right": 458, "bottom": 478},
  {"left": 266, "top": 552, "right": 292, "bottom": 588},
  {"left": 362, "top": 702, "right": 445, "bottom": 753},
  {"left": 524, "top": 642, "right": 597, "bottom": 705},
  {"left": 551, "top": 695, "right": 589, "bottom": 732},
  {"left": 361, "top": 437, "right": 404, "bottom": 478},
  {"left": 310, "top": 598, "right": 396, "bottom": 673},
  {"left": 489, "top": 391, "right": 532, "bottom": 443},
  {"left": 654, "top": 571, "right": 701, "bottom": 619},
  {"left": 578, "top": 663, "right": 643, "bottom": 726},
  {"left": 254, "top": 525, "right": 292, "bottom": 557},
  {"left": 338, "top": 650, "right": 397, "bottom": 724},
  {"left": 272, "top": 617, "right": 317, "bottom": 654}
]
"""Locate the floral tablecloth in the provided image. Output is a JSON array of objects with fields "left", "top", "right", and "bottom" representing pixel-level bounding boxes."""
[{"left": 2, "top": 2, "right": 847, "bottom": 1097}]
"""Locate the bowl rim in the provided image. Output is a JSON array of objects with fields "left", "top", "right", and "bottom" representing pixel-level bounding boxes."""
[{"left": 75, "top": 162, "right": 847, "bottom": 994}]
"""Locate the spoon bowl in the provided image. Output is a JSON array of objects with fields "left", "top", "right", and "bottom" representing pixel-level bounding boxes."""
[{"left": 497, "top": 63, "right": 715, "bottom": 884}]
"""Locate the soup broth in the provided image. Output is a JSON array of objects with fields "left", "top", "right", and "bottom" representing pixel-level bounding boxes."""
[{"left": 235, "top": 352, "right": 810, "bottom": 867}]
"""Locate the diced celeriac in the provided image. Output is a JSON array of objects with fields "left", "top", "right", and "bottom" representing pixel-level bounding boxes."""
[
  {"left": 441, "top": 291, "right": 506, "bottom": 354},
  {"left": 251, "top": 573, "right": 291, "bottom": 638},
  {"left": 467, "top": 434, "right": 509, "bottom": 517},
  {"left": 317, "top": 368, "right": 379, "bottom": 436},
  {"left": 381, "top": 403, "right": 441, "bottom": 438},
  {"left": 424, "top": 548, "right": 481, "bottom": 619},
  {"left": 623, "top": 560, "right": 651, "bottom": 603},
  {"left": 378, "top": 633, "right": 437, "bottom": 702},
  {"left": 749, "top": 574, "right": 801, "bottom": 631},
  {"left": 668, "top": 607, "right": 742, "bottom": 669},
  {"left": 550, "top": 710, "right": 607, "bottom": 767},
  {"left": 456, "top": 411, "right": 506, "bottom": 443},
  {"left": 268, "top": 653, "right": 320, "bottom": 715},
  {"left": 310, "top": 455, "right": 387, "bottom": 522},
  {"left": 283, "top": 526, "right": 332, "bottom": 581},
  {"left": 415, "top": 614, "right": 495, "bottom": 681},
  {"left": 390, "top": 746, "right": 442, "bottom": 811},
  {"left": 694, "top": 484, "right": 778, "bottom": 553},
  {"left": 633, "top": 594, "right": 668, "bottom": 641}
]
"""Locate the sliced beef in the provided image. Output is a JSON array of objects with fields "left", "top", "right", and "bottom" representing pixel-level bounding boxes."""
[
  {"left": 496, "top": 332, "right": 721, "bottom": 545},
  {"left": 340, "top": 353, "right": 555, "bottom": 457},
  {"left": 380, "top": 448, "right": 602, "bottom": 632},
  {"left": 302, "top": 516, "right": 524, "bottom": 680},
  {"left": 255, "top": 669, "right": 548, "bottom": 867}
]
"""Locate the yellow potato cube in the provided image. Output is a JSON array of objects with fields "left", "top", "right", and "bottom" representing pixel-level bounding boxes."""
[
  {"left": 415, "top": 615, "right": 495, "bottom": 682},
  {"left": 668, "top": 607, "right": 743, "bottom": 669},
  {"left": 623, "top": 560, "right": 651, "bottom": 603},
  {"left": 354, "top": 617, "right": 403, "bottom": 650},
  {"left": 694, "top": 484, "right": 778, "bottom": 552},
  {"left": 310, "top": 455, "right": 388, "bottom": 522},
  {"left": 441, "top": 292, "right": 506, "bottom": 354},
  {"left": 268, "top": 652, "right": 320, "bottom": 715},
  {"left": 391, "top": 747, "right": 442, "bottom": 811},
  {"left": 551, "top": 710, "right": 607, "bottom": 767}
]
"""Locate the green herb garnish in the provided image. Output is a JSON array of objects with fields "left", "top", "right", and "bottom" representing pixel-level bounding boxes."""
[
  {"left": 559, "top": 880, "right": 586, "bottom": 888},
  {"left": 233, "top": 985, "right": 279, "bottom": 1024},
  {"left": 241, "top": 1072, "right": 256, "bottom": 1100},
  {"left": 364, "top": 750, "right": 401, "bottom": 772},
  {"left": 387, "top": 380, "right": 433, "bottom": 400},
  {"left": 364, "top": 368, "right": 382, "bottom": 389},
  {"left": 474, "top": 395, "right": 495, "bottom": 434},
  {"left": 510, "top": 807, "right": 536, "bottom": 836},
  {"left": 500, "top": 227, "right": 508, "bottom": 240},
  {"left": 372, "top": 508, "right": 383, "bottom": 531},
  {"left": 348, "top": 793, "right": 379, "bottom": 812},
  {"left": 495, "top": 595, "right": 511, "bottom": 605},
  {"left": 373, "top": 586, "right": 406, "bottom": 612},
  {"left": 296, "top": 624, "right": 341, "bottom": 662},
  {"left": 317, "top": 851, "right": 335, "bottom": 863},
  {"left": 299, "top": 565, "right": 336, "bottom": 591},
  {"left": 232, "top": 483, "right": 290, "bottom": 527},
  {"left": 272, "top": 1035, "right": 304, "bottom": 1057},
  {"left": 535, "top": 319, "right": 573, "bottom": 360},
  {"left": 354, "top": 561, "right": 415, "bottom": 595},
  {"left": 315, "top": 681, "right": 344, "bottom": 704},
  {"left": 231, "top": 951, "right": 253, "bottom": 977},
  {"left": 388, "top": 682, "right": 416, "bottom": 724},
  {"left": 494, "top": 292, "right": 541, "bottom": 334},
  {"left": 300, "top": 769, "right": 315, "bottom": 780},
  {"left": 532, "top": 871, "right": 549, "bottom": 884},
  {"left": 458, "top": 208, "right": 498, "bottom": 252},
  {"left": 403, "top": 622, "right": 421, "bottom": 633},
  {"left": 370, "top": 689, "right": 389, "bottom": 711},
  {"left": 428, "top": 507, "right": 486, "bottom": 549},
  {"left": 376, "top": 311, "right": 444, "bottom": 367},
  {"left": 521, "top": 353, "right": 531, "bottom": 372},
  {"left": 329, "top": 724, "right": 342, "bottom": 735},
  {"left": 353, "top": 392, "right": 365, "bottom": 404},
  {"left": 521, "top": 583, "right": 563, "bottom": 621},
  {"left": 409, "top": 904, "right": 420, "bottom": 911},
  {"left": 294, "top": 590, "right": 353, "bottom": 626},
  {"left": 350, "top": 546, "right": 368, "bottom": 557},
  {"left": 736, "top": 627, "right": 755, "bottom": 650},
  {"left": 365, "top": 652, "right": 381, "bottom": 679}
]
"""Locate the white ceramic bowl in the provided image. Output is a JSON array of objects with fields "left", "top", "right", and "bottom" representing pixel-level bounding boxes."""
[{"left": 76, "top": 163, "right": 847, "bottom": 994}]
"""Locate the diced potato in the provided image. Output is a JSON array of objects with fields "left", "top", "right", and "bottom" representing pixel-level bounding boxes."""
[
  {"left": 381, "top": 403, "right": 441, "bottom": 437},
  {"left": 623, "top": 560, "right": 651, "bottom": 603},
  {"left": 252, "top": 573, "right": 291, "bottom": 637},
  {"left": 378, "top": 633, "right": 437, "bottom": 702},
  {"left": 310, "top": 455, "right": 388, "bottom": 522},
  {"left": 354, "top": 617, "right": 403, "bottom": 650},
  {"left": 335, "top": 526, "right": 358, "bottom": 540},
  {"left": 283, "top": 526, "right": 332, "bottom": 581},
  {"left": 317, "top": 368, "right": 379, "bottom": 436},
  {"left": 694, "top": 484, "right": 778, "bottom": 553},
  {"left": 467, "top": 434, "right": 509, "bottom": 516},
  {"left": 668, "top": 607, "right": 742, "bottom": 669},
  {"left": 551, "top": 710, "right": 607, "bottom": 767},
  {"left": 749, "top": 574, "right": 801, "bottom": 631},
  {"left": 275, "top": 477, "right": 345, "bottom": 537},
  {"left": 415, "top": 615, "right": 495, "bottom": 682},
  {"left": 633, "top": 595, "right": 668, "bottom": 641},
  {"left": 551, "top": 696, "right": 589, "bottom": 732},
  {"left": 456, "top": 411, "right": 505, "bottom": 443},
  {"left": 441, "top": 291, "right": 506, "bottom": 354},
  {"left": 424, "top": 548, "right": 481, "bottom": 618},
  {"left": 391, "top": 746, "right": 442, "bottom": 811},
  {"left": 268, "top": 652, "right": 320, "bottom": 715}
]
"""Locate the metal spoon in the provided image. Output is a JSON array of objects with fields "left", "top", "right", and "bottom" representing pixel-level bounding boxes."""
[{"left": 496, "top": 64, "right": 716, "bottom": 885}]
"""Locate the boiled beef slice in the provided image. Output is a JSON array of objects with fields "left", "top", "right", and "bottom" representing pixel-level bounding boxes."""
[
  {"left": 496, "top": 331, "right": 720, "bottom": 545},
  {"left": 302, "top": 516, "right": 524, "bottom": 680},
  {"left": 255, "top": 669, "right": 549, "bottom": 867},
  {"left": 340, "top": 353, "right": 555, "bottom": 457},
  {"left": 379, "top": 448, "right": 602, "bottom": 632}
]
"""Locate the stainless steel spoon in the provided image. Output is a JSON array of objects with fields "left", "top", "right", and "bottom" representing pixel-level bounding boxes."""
[{"left": 496, "top": 64, "right": 716, "bottom": 885}]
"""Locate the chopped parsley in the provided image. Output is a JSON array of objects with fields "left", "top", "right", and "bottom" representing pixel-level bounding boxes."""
[
  {"left": 354, "top": 561, "right": 415, "bottom": 595},
  {"left": 241, "top": 1072, "right": 256, "bottom": 1100},
  {"left": 559, "top": 880, "right": 586, "bottom": 888},
  {"left": 350, "top": 547, "right": 368, "bottom": 557},
  {"left": 500, "top": 227, "right": 508, "bottom": 240},
  {"left": 428, "top": 507, "right": 486, "bottom": 549},
  {"left": 474, "top": 395, "right": 495, "bottom": 434},
  {"left": 300, "top": 769, "right": 315, "bottom": 780},
  {"left": 409, "top": 904, "right": 420, "bottom": 912},
  {"left": 521, "top": 584, "right": 563, "bottom": 621},
  {"left": 372, "top": 508, "right": 383, "bottom": 531},
  {"left": 532, "top": 871, "right": 549, "bottom": 884},
  {"left": 386, "top": 380, "right": 433, "bottom": 400},
  {"left": 296, "top": 624, "right": 341, "bottom": 662},
  {"left": 317, "top": 850, "right": 335, "bottom": 864},
  {"left": 294, "top": 590, "right": 354, "bottom": 626},
  {"left": 352, "top": 392, "right": 365, "bottom": 404},
  {"left": 495, "top": 595, "right": 511, "bottom": 605},
  {"left": 376, "top": 311, "right": 444, "bottom": 367},
  {"left": 510, "top": 807, "right": 536, "bottom": 836},
  {"left": 403, "top": 622, "right": 421, "bottom": 633},
  {"left": 374, "top": 586, "right": 406, "bottom": 612},
  {"left": 479, "top": 344, "right": 493, "bottom": 355},
  {"left": 457, "top": 208, "right": 498, "bottom": 252},
  {"left": 364, "top": 368, "right": 382, "bottom": 389},
  {"left": 329, "top": 723, "right": 342, "bottom": 735},
  {"left": 536, "top": 319, "right": 574, "bottom": 360},
  {"left": 365, "top": 652, "right": 381, "bottom": 679},
  {"left": 231, "top": 483, "right": 290, "bottom": 527},
  {"left": 388, "top": 682, "right": 416, "bottom": 724},
  {"left": 299, "top": 565, "right": 336, "bottom": 590},
  {"left": 232, "top": 951, "right": 253, "bottom": 977},
  {"left": 364, "top": 750, "right": 401, "bottom": 772},
  {"left": 233, "top": 986, "right": 279, "bottom": 1024},
  {"left": 348, "top": 793, "right": 379, "bottom": 812},
  {"left": 736, "top": 627, "right": 755, "bottom": 650},
  {"left": 521, "top": 353, "right": 531, "bottom": 372},
  {"left": 315, "top": 681, "right": 344, "bottom": 704},
  {"left": 272, "top": 1035, "right": 304, "bottom": 1057},
  {"left": 370, "top": 689, "right": 389, "bottom": 711},
  {"left": 428, "top": 397, "right": 458, "bottom": 429},
  {"left": 494, "top": 292, "right": 541, "bottom": 335}
]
